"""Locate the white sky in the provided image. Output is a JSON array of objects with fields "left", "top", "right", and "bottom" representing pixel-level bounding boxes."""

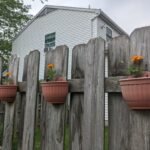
[{"left": 23, "top": 0, "right": 150, "bottom": 34}]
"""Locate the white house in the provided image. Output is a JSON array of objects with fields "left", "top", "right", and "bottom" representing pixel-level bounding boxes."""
[
  {"left": 12, "top": 5, "right": 127, "bottom": 121},
  {"left": 12, "top": 5, "right": 127, "bottom": 81}
]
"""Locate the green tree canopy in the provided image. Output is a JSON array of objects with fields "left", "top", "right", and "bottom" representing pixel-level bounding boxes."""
[{"left": 0, "top": 0, "right": 30, "bottom": 70}]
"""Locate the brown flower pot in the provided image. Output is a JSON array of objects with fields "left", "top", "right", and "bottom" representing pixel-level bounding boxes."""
[
  {"left": 41, "top": 81, "right": 69, "bottom": 103},
  {"left": 0, "top": 85, "right": 17, "bottom": 102},
  {"left": 120, "top": 77, "right": 150, "bottom": 109}
]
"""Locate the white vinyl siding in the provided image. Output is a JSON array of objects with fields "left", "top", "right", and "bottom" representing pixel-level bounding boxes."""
[{"left": 12, "top": 9, "right": 97, "bottom": 80}]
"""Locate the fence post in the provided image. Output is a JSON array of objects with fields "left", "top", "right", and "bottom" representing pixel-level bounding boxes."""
[
  {"left": 21, "top": 50, "right": 40, "bottom": 150},
  {"left": 0, "top": 58, "right": 4, "bottom": 146},
  {"left": 41, "top": 46, "right": 68, "bottom": 150},
  {"left": 70, "top": 38, "right": 105, "bottom": 150},
  {"left": 17, "top": 55, "right": 28, "bottom": 150},
  {"left": 2, "top": 55, "right": 19, "bottom": 150},
  {"left": 108, "top": 35, "right": 130, "bottom": 150},
  {"left": 70, "top": 44, "right": 86, "bottom": 150}
]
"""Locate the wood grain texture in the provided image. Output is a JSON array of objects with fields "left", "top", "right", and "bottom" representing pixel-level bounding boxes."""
[
  {"left": 18, "top": 55, "right": 28, "bottom": 150},
  {"left": 0, "top": 58, "right": 4, "bottom": 145},
  {"left": 0, "top": 58, "right": 4, "bottom": 114},
  {"left": 69, "top": 79, "right": 84, "bottom": 93},
  {"left": 2, "top": 55, "right": 19, "bottom": 150},
  {"left": 108, "top": 35, "right": 130, "bottom": 76},
  {"left": 129, "top": 26, "right": 150, "bottom": 150},
  {"left": 70, "top": 38, "right": 105, "bottom": 150},
  {"left": 41, "top": 45, "right": 68, "bottom": 150},
  {"left": 14, "top": 93, "right": 21, "bottom": 137},
  {"left": 108, "top": 36, "right": 130, "bottom": 150},
  {"left": 83, "top": 38, "right": 105, "bottom": 150},
  {"left": 18, "top": 81, "right": 26, "bottom": 93},
  {"left": 21, "top": 50, "right": 40, "bottom": 150},
  {"left": 105, "top": 77, "right": 124, "bottom": 92},
  {"left": 70, "top": 44, "right": 86, "bottom": 150},
  {"left": 108, "top": 94, "right": 130, "bottom": 150}
]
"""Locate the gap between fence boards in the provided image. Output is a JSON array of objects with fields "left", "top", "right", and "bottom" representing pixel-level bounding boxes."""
[{"left": 17, "top": 77, "right": 122, "bottom": 93}]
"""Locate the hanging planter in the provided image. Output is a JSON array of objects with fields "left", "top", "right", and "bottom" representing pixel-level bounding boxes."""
[
  {"left": 41, "top": 64, "right": 68, "bottom": 104},
  {"left": 119, "top": 55, "right": 150, "bottom": 109},
  {"left": 120, "top": 77, "right": 150, "bottom": 109},
  {"left": 0, "top": 71, "right": 17, "bottom": 102},
  {"left": 0, "top": 85, "right": 17, "bottom": 102},
  {"left": 41, "top": 81, "right": 68, "bottom": 103}
]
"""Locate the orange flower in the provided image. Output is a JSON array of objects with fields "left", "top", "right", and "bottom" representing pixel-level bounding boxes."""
[
  {"left": 137, "top": 56, "right": 143, "bottom": 61},
  {"left": 4, "top": 72, "right": 12, "bottom": 77},
  {"left": 131, "top": 55, "right": 143, "bottom": 63},
  {"left": 47, "top": 64, "right": 55, "bottom": 69}
]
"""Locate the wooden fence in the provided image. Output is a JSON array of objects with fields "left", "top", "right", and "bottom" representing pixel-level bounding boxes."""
[{"left": 0, "top": 26, "right": 150, "bottom": 150}]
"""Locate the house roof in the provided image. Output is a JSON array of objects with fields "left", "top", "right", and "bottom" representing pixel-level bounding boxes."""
[{"left": 13, "top": 5, "right": 128, "bottom": 41}]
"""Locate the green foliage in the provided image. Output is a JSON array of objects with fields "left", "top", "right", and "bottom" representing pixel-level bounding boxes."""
[
  {"left": 128, "top": 64, "right": 143, "bottom": 77},
  {"left": 0, "top": 0, "right": 29, "bottom": 39},
  {"left": 47, "top": 68, "right": 56, "bottom": 81},
  {"left": 0, "top": 0, "right": 30, "bottom": 70},
  {"left": 0, "top": 40, "right": 12, "bottom": 70},
  {"left": 128, "top": 55, "right": 144, "bottom": 77}
]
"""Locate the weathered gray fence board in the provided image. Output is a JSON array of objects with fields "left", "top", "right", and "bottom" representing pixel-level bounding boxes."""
[
  {"left": 41, "top": 46, "right": 68, "bottom": 150},
  {"left": 70, "top": 44, "right": 86, "bottom": 150},
  {"left": 108, "top": 36, "right": 130, "bottom": 150},
  {"left": 105, "top": 77, "right": 123, "bottom": 92},
  {"left": 70, "top": 38, "right": 105, "bottom": 150},
  {"left": 2, "top": 55, "right": 19, "bottom": 150},
  {"left": 129, "top": 26, "right": 150, "bottom": 150},
  {"left": 18, "top": 55, "right": 28, "bottom": 150},
  {"left": 108, "top": 35, "right": 130, "bottom": 76},
  {"left": 21, "top": 50, "right": 40, "bottom": 150},
  {"left": 0, "top": 58, "right": 4, "bottom": 122},
  {"left": 108, "top": 94, "right": 130, "bottom": 150},
  {"left": 14, "top": 93, "right": 21, "bottom": 136},
  {"left": 83, "top": 38, "right": 105, "bottom": 150},
  {"left": 0, "top": 58, "right": 4, "bottom": 147},
  {"left": 69, "top": 79, "right": 84, "bottom": 93},
  {"left": 0, "top": 58, "right": 2, "bottom": 83}
]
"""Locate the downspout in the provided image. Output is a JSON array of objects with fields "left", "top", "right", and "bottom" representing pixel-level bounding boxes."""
[{"left": 91, "top": 10, "right": 101, "bottom": 38}]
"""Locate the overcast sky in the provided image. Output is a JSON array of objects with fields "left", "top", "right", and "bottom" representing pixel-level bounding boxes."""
[{"left": 23, "top": 0, "right": 150, "bottom": 34}]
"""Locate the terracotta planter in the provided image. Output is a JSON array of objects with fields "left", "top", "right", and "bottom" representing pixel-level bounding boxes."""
[
  {"left": 120, "top": 77, "right": 150, "bottom": 109},
  {"left": 0, "top": 85, "right": 17, "bottom": 102},
  {"left": 41, "top": 81, "right": 69, "bottom": 103}
]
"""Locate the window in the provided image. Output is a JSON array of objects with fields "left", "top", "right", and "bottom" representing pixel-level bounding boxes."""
[
  {"left": 45, "top": 32, "right": 56, "bottom": 48},
  {"left": 106, "top": 27, "right": 112, "bottom": 41}
]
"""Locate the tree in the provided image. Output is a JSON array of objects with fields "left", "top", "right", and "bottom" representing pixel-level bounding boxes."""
[{"left": 0, "top": 0, "right": 30, "bottom": 70}]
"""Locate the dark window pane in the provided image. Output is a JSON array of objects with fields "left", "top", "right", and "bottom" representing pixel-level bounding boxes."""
[
  {"left": 106, "top": 27, "right": 112, "bottom": 38},
  {"left": 45, "top": 32, "right": 56, "bottom": 48}
]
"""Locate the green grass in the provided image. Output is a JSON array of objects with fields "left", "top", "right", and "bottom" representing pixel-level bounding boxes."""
[
  {"left": 104, "top": 127, "right": 109, "bottom": 150},
  {"left": 35, "top": 127, "right": 41, "bottom": 150},
  {"left": 0, "top": 123, "right": 3, "bottom": 145},
  {"left": 64, "top": 125, "right": 69, "bottom": 150}
]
